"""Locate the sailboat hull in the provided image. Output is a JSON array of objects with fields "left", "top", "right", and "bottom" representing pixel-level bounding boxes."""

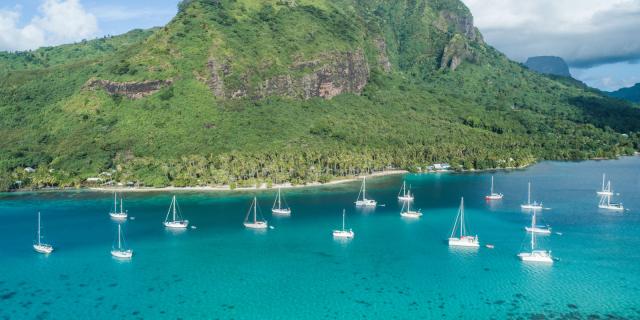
[
  {"left": 485, "top": 193, "right": 503, "bottom": 200},
  {"left": 518, "top": 251, "right": 553, "bottom": 263},
  {"left": 400, "top": 211, "right": 423, "bottom": 218},
  {"left": 111, "top": 249, "right": 133, "bottom": 259},
  {"left": 525, "top": 226, "right": 552, "bottom": 234},
  {"left": 521, "top": 204, "right": 543, "bottom": 210},
  {"left": 244, "top": 221, "right": 268, "bottom": 229},
  {"left": 272, "top": 208, "right": 291, "bottom": 215},
  {"left": 332, "top": 230, "right": 354, "bottom": 238},
  {"left": 397, "top": 195, "right": 414, "bottom": 201},
  {"left": 164, "top": 220, "right": 189, "bottom": 229},
  {"left": 109, "top": 212, "right": 128, "bottom": 220},
  {"left": 33, "top": 244, "right": 53, "bottom": 254},
  {"left": 599, "top": 204, "right": 624, "bottom": 211},
  {"left": 355, "top": 199, "right": 377, "bottom": 207},
  {"left": 448, "top": 236, "right": 480, "bottom": 247}
]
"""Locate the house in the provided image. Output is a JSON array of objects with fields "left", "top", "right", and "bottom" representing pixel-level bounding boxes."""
[
  {"left": 432, "top": 163, "right": 451, "bottom": 171},
  {"left": 86, "top": 177, "right": 102, "bottom": 183},
  {"left": 24, "top": 167, "right": 36, "bottom": 173}
]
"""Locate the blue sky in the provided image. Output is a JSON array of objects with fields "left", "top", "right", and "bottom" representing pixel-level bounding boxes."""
[{"left": 1, "top": 0, "right": 639, "bottom": 92}]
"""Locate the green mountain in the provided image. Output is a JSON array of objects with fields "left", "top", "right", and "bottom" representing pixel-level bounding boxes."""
[
  {"left": 1, "top": 0, "right": 639, "bottom": 191},
  {"left": 524, "top": 56, "right": 572, "bottom": 78},
  {"left": 608, "top": 83, "right": 640, "bottom": 103}
]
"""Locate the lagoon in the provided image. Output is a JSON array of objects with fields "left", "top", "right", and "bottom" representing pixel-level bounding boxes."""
[{"left": 1, "top": 157, "right": 639, "bottom": 319}]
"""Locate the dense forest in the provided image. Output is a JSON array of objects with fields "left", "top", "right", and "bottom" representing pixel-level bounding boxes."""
[{"left": 0, "top": 0, "right": 638, "bottom": 191}]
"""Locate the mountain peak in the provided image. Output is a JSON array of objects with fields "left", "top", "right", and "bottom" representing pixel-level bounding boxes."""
[{"left": 524, "top": 56, "right": 572, "bottom": 78}]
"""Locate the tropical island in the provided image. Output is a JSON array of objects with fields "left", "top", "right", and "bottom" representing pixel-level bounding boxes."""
[{"left": 1, "top": 0, "right": 639, "bottom": 192}]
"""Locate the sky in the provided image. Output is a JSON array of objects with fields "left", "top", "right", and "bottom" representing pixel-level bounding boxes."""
[{"left": 1, "top": 0, "right": 639, "bottom": 91}]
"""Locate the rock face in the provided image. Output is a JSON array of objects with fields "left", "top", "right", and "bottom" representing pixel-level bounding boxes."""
[
  {"left": 86, "top": 79, "right": 172, "bottom": 99},
  {"left": 374, "top": 38, "right": 392, "bottom": 73},
  {"left": 207, "top": 49, "right": 369, "bottom": 100},
  {"left": 524, "top": 56, "right": 572, "bottom": 77},
  {"left": 440, "top": 34, "right": 475, "bottom": 71},
  {"left": 436, "top": 11, "right": 483, "bottom": 44}
]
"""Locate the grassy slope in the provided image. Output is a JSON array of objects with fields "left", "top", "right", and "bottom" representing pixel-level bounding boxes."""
[{"left": 0, "top": 0, "right": 638, "bottom": 190}]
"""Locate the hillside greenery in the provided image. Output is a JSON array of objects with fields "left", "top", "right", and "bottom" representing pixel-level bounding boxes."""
[{"left": 0, "top": 0, "right": 639, "bottom": 191}]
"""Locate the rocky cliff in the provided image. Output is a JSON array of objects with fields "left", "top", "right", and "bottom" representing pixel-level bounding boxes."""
[{"left": 524, "top": 56, "right": 572, "bottom": 77}]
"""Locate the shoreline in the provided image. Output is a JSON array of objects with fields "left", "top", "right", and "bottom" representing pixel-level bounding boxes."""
[{"left": 87, "top": 170, "right": 409, "bottom": 193}]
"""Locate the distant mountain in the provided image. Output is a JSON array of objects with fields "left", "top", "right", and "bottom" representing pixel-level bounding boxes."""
[
  {"left": 524, "top": 56, "right": 572, "bottom": 77},
  {"left": 0, "top": 0, "right": 639, "bottom": 191},
  {"left": 608, "top": 83, "right": 640, "bottom": 103}
]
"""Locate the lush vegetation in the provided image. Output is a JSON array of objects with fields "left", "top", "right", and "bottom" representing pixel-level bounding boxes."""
[
  {"left": 0, "top": 0, "right": 638, "bottom": 191},
  {"left": 608, "top": 83, "right": 640, "bottom": 103}
]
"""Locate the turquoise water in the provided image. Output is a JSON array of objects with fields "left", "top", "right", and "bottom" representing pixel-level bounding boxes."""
[{"left": 1, "top": 157, "right": 640, "bottom": 319}]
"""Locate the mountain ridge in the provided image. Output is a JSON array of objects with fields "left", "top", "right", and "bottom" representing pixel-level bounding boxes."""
[
  {"left": 608, "top": 83, "right": 640, "bottom": 103},
  {"left": 0, "top": 0, "right": 638, "bottom": 191}
]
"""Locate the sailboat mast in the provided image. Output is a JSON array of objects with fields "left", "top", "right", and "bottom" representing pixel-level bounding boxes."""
[
  {"left": 253, "top": 197, "right": 257, "bottom": 223},
  {"left": 527, "top": 183, "right": 531, "bottom": 205},
  {"left": 460, "top": 198, "right": 465, "bottom": 238},
  {"left": 120, "top": 197, "right": 123, "bottom": 214},
  {"left": 172, "top": 196, "right": 176, "bottom": 221},
  {"left": 37, "top": 212, "right": 41, "bottom": 245},
  {"left": 114, "top": 192, "right": 117, "bottom": 213},
  {"left": 491, "top": 176, "right": 494, "bottom": 194},
  {"left": 530, "top": 212, "right": 536, "bottom": 250},
  {"left": 602, "top": 174, "right": 606, "bottom": 191},
  {"left": 403, "top": 181, "right": 407, "bottom": 197},
  {"left": 118, "top": 225, "right": 122, "bottom": 250},
  {"left": 278, "top": 188, "right": 281, "bottom": 209},
  {"left": 363, "top": 178, "right": 366, "bottom": 200},
  {"left": 342, "top": 210, "right": 346, "bottom": 231}
]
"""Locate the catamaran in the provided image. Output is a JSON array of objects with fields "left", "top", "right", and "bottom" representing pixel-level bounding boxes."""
[
  {"left": 597, "top": 174, "right": 613, "bottom": 196},
  {"left": 485, "top": 176, "right": 503, "bottom": 200},
  {"left": 400, "top": 200, "right": 422, "bottom": 218},
  {"left": 271, "top": 188, "right": 291, "bottom": 215},
  {"left": 33, "top": 212, "right": 53, "bottom": 254},
  {"left": 111, "top": 224, "right": 133, "bottom": 259},
  {"left": 332, "top": 209, "right": 354, "bottom": 238},
  {"left": 520, "top": 182, "right": 543, "bottom": 210},
  {"left": 163, "top": 196, "right": 189, "bottom": 229},
  {"left": 397, "top": 181, "right": 414, "bottom": 201},
  {"left": 524, "top": 210, "right": 551, "bottom": 234},
  {"left": 448, "top": 197, "right": 479, "bottom": 247},
  {"left": 244, "top": 197, "right": 268, "bottom": 229},
  {"left": 598, "top": 181, "right": 624, "bottom": 211},
  {"left": 518, "top": 213, "right": 553, "bottom": 263},
  {"left": 355, "top": 177, "right": 377, "bottom": 207},
  {"left": 109, "top": 192, "right": 127, "bottom": 220}
]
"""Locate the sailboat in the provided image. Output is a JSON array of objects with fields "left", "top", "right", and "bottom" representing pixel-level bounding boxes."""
[
  {"left": 332, "top": 209, "right": 354, "bottom": 238},
  {"left": 518, "top": 213, "right": 553, "bottom": 263},
  {"left": 520, "top": 182, "right": 543, "bottom": 210},
  {"left": 244, "top": 197, "right": 268, "bottom": 229},
  {"left": 271, "top": 188, "right": 291, "bottom": 215},
  {"left": 448, "top": 197, "right": 479, "bottom": 247},
  {"left": 33, "top": 212, "right": 53, "bottom": 254},
  {"left": 163, "top": 196, "right": 189, "bottom": 229},
  {"left": 109, "top": 192, "right": 127, "bottom": 220},
  {"left": 400, "top": 200, "right": 422, "bottom": 218},
  {"left": 485, "top": 176, "right": 503, "bottom": 200},
  {"left": 524, "top": 210, "right": 551, "bottom": 234},
  {"left": 355, "top": 177, "right": 377, "bottom": 207},
  {"left": 596, "top": 174, "right": 613, "bottom": 196},
  {"left": 598, "top": 181, "right": 624, "bottom": 211},
  {"left": 111, "top": 224, "right": 133, "bottom": 259},
  {"left": 397, "top": 181, "right": 414, "bottom": 201}
]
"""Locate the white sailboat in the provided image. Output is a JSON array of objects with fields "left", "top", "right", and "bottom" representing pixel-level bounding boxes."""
[
  {"left": 332, "top": 209, "right": 354, "bottom": 238},
  {"left": 355, "top": 177, "right": 377, "bottom": 207},
  {"left": 109, "top": 192, "right": 127, "bottom": 220},
  {"left": 244, "top": 197, "right": 268, "bottom": 229},
  {"left": 596, "top": 174, "right": 613, "bottom": 196},
  {"left": 485, "top": 176, "right": 503, "bottom": 200},
  {"left": 518, "top": 213, "right": 553, "bottom": 263},
  {"left": 33, "top": 212, "right": 53, "bottom": 254},
  {"left": 448, "top": 197, "right": 479, "bottom": 247},
  {"left": 400, "top": 200, "right": 422, "bottom": 218},
  {"left": 271, "top": 188, "right": 291, "bottom": 215},
  {"left": 520, "top": 182, "right": 543, "bottom": 210},
  {"left": 524, "top": 210, "right": 551, "bottom": 234},
  {"left": 163, "top": 196, "right": 189, "bottom": 229},
  {"left": 397, "top": 181, "right": 414, "bottom": 201},
  {"left": 111, "top": 224, "right": 133, "bottom": 259},
  {"left": 598, "top": 181, "right": 624, "bottom": 211}
]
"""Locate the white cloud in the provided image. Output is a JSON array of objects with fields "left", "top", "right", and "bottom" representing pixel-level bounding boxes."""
[
  {"left": 91, "top": 5, "right": 176, "bottom": 22},
  {"left": 462, "top": 0, "right": 640, "bottom": 68},
  {"left": 0, "top": 0, "right": 98, "bottom": 51}
]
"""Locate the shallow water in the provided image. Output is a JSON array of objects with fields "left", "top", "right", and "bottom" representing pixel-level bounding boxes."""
[{"left": 1, "top": 157, "right": 640, "bottom": 319}]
